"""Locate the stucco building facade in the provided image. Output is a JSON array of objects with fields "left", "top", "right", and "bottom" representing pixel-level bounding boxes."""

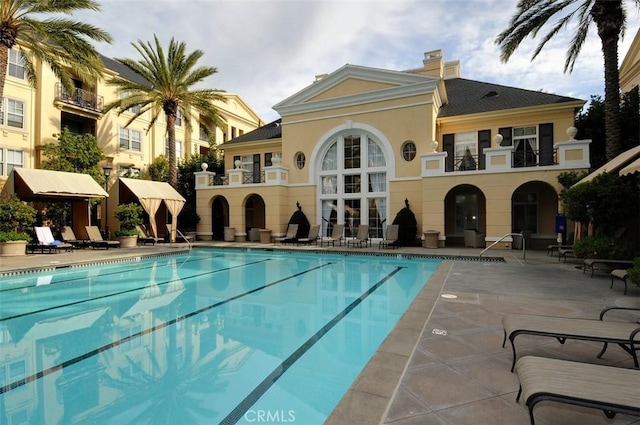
[{"left": 195, "top": 49, "right": 590, "bottom": 248}]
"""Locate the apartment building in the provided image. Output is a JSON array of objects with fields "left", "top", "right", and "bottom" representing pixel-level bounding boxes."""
[
  {"left": 0, "top": 48, "right": 262, "bottom": 187},
  {"left": 195, "top": 49, "right": 591, "bottom": 248}
]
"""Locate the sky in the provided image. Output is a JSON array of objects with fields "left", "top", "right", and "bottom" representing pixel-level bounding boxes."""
[{"left": 76, "top": 0, "right": 639, "bottom": 123}]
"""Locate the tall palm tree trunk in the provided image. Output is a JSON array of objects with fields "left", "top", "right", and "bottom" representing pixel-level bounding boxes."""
[
  {"left": 166, "top": 114, "right": 177, "bottom": 188},
  {"left": 593, "top": 0, "right": 623, "bottom": 161},
  {"left": 0, "top": 44, "right": 10, "bottom": 102}
]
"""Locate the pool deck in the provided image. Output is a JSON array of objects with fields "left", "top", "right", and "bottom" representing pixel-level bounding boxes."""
[{"left": 1, "top": 242, "right": 639, "bottom": 425}]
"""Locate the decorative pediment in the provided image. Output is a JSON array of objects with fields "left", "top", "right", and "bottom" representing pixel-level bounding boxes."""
[{"left": 273, "top": 64, "right": 440, "bottom": 116}]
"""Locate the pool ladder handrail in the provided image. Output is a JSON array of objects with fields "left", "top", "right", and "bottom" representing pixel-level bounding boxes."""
[
  {"left": 479, "top": 232, "right": 525, "bottom": 260},
  {"left": 173, "top": 228, "right": 192, "bottom": 250}
]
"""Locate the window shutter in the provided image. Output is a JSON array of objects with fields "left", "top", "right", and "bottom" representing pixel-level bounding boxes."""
[
  {"left": 265, "top": 152, "right": 273, "bottom": 167},
  {"left": 499, "top": 127, "right": 512, "bottom": 146},
  {"left": 478, "top": 130, "right": 491, "bottom": 170},
  {"left": 253, "top": 154, "right": 261, "bottom": 183},
  {"left": 443, "top": 134, "right": 454, "bottom": 172},
  {"left": 539, "top": 123, "right": 554, "bottom": 166}
]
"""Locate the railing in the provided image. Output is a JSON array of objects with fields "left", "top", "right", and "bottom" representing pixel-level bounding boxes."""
[
  {"left": 446, "top": 148, "right": 558, "bottom": 172},
  {"left": 173, "top": 228, "right": 192, "bottom": 250},
  {"left": 454, "top": 154, "right": 479, "bottom": 171},
  {"left": 480, "top": 232, "right": 526, "bottom": 260},
  {"left": 242, "top": 170, "right": 265, "bottom": 184},
  {"left": 55, "top": 83, "right": 104, "bottom": 112}
]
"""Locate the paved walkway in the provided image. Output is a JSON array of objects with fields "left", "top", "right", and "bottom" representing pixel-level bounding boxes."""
[{"left": 1, "top": 242, "right": 639, "bottom": 425}]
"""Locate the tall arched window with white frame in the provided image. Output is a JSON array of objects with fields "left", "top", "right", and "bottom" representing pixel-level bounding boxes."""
[{"left": 318, "top": 132, "right": 388, "bottom": 240}]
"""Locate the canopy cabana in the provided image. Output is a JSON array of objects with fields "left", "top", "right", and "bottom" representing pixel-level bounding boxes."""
[
  {"left": 110, "top": 178, "right": 185, "bottom": 242},
  {"left": 1, "top": 168, "right": 108, "bottom": 239}
]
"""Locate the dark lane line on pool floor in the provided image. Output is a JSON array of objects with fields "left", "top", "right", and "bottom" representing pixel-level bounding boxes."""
[
  {"left": 0, "top": 254, "right": 219, "bottom": 293},
  {"left": 0, "top": 262, "right": 334, "bottom": 395},
  {"left": 0, "top": 258, "right": 272, "bottom": 322},
  {"left": 219, "top": 266, "right": 405, "bottom": 425}
]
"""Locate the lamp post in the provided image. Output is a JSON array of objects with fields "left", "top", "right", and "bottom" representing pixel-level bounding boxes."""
[{"left": 103, "top": 166, "right": 112, "bottom": 238}]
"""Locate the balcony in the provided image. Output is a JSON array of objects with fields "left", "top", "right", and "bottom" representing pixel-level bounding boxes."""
[
  {"left": 195, "top": 164, "right": 288, "bottom": 190},
  {"left": 423, "top": 138, "right": 591, "bottom": 177},
  {"left": 55, "top": 83, "right": 104, "bottom": 113}
]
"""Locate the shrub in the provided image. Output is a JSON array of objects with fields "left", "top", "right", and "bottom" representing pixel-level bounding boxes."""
[
  {"left": 627, "top": 258, "right": 640, "bottom": 287},
  {"left": 113, "top": 203, "right": 143, "bottom": 237},
  {"left": 572, "top": 235, "right": 638, "bottom": 260},
  {"left": 0, "top": 195, "right": 36, "bottom": 242}
]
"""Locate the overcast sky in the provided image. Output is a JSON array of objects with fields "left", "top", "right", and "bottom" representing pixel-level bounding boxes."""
[{"left": 77, "top": 0, "right": 639, "bottom": 123}]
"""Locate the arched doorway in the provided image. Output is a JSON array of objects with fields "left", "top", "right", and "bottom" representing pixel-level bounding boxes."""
[
  {"left": 245, "top": 194, "right": 266, "bottom": 235},
  {"left": 511, "top": 181, "right": 559, "bottom": 249},
  {"left": 444, "top": 184, "right": 486, "bottom": 245},
  {"left": 211, "top": 196, "right": 229, "bottom": 241}
]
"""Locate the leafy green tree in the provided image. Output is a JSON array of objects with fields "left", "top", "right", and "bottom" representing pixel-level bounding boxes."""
[
  {"left": 561, "top": 173, "right": 639, "bottom": 237},
  {"left": 0, "top": 0, "right": 112, "bottom": 102},
  {"left": 103, "top": 35, "right": 226, "bottom": 188},
  {"left": 176, "top": 152, "right": 223, "bottom": 230},
  {"left": 496, "top": 0, "right": 636, "bottom": 161},
  {"left": 146, "top": 154, "right": 169, "bottom": 182},
  {"left": 42, "top": 127, "right": 105, "bottom": 184}
]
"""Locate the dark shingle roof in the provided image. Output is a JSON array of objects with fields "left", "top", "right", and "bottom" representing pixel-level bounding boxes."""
[
  {"left": 225, "top": 119, "right": 282, "bottom": 144},
  {"left": 100, "top": 54, "right": 153, "bottom": 88},
  {"left": 438, "top": 78, "right": 583, "bottom": 118}
]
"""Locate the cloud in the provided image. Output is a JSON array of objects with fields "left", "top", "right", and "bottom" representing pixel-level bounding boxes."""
[{"left": 75, "top": 0, "right": 639, "bottom": 122}]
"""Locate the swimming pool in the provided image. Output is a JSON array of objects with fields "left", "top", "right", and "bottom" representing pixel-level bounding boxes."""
[{"left": 0, "top": 248, "right": 440, "bottom": 424}]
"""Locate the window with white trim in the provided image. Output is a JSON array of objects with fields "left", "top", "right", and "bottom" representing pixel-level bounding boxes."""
[
  {"left": 165, "top": 138, "right": 183, "bottom": 159},
  {"left": 119, "top": 92, "right": 141, "bottom": 114},
  {"left": 119, "top": 127, "right": 142, "bottom": 152},
  {"left": 0, "top": 98, "right": 25, "bottom": 128},
  {"left": 175, "top": 110, "right": 183, "bottom": 127},
  {"left": 8, "top": 49, "right": 25, "bottom": 79},
  {"left": 513, "top": 126, "right": 538, "bottom": 167},
  {"left": 454, "top": 132, "right": 477, "bottom": 171},
  {"left": 0, "top": 148, "right": 24, "bottom": 176}
]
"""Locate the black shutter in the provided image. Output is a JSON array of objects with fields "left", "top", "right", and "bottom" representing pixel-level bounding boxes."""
[
  {"left": 443, "top": 134, "right": 454, "bottom": 172},
  {"left": 539, "top": 123, "right": 554, "bottom": 166},
  {"left": 478, "top": 130, "right": 491, "bottom": 170},
  {"left": 499, "top": 127, "right": 512, "bottom": 146},
  {"left": 253, "top": 154, "right": 261, "bottom": 183},
  {"left": 265, "top": 152, "right": 273, "bottom": 167}
]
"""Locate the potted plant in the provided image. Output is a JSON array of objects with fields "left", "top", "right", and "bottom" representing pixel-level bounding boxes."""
[
  {"left": 114, "top": 203, "right": 143, "bottom": 248},
  {"left": 0, "top": 195, "right": 36, "bottom": 256}
]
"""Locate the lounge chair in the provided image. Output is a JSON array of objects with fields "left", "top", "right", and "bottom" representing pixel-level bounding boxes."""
[
  {"left": 379, "top": 224, "right": 399, "bottom": 249},
  {"left": 166, "top": 223, "right": 192, "bottom": 243},
  {"left": 32, "top": 227, "right": 73, "bottom": 253},
  {"left": 136, "top": 225, "right": 161, "bottom": 245},
  {"left": 583, "top": 258, "right": 634, "bottom": 277},
  {"left": 274, "top": 224, "right": 299, "bottom": 245},
  {"left": 611, "top": 269, "right": 630, "bottom": 295},
  {"left": 85, "top": 226, "right": 120, "bottom": 249},
  {"left": 319, "top": 224, "right": 344, "bottom": 247},
  {"left": 61, "top": 226, "right": 90, "bottom": 249},
  {"left": 515, "top": 356, "right": 640, "bottom": 425},
  {"left": 347, "top": 224, "right": 370, "bottom": 248},
  {"left": 297, "top": 224, "right": 320, "bottom": 245},
  {"left": 502, "top": 306, "right": 640, "bottom": 372}
]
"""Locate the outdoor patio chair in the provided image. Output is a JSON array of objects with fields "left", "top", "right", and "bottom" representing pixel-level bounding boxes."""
[
  {"left": 85, "top": 226, "right": 120, "bottom": 249},
  {"left": 464, "top": 229, "right": 485, "bottom": 248},
  {"left": 611, "top": 269, "right": 630, "bottom": 295},
  {"left": 346, "top": 224, "right": 370, "bottom": 248},
  {"left": 166, "top": 223, "right": 192, "bottom": 243},
  {"left": 297, "top": 224, "right": 320, "bottom": 245},
  {"left": 379, "top": 224, "right": 399, "bottom": 249},
  {"left": 318, "top": 224, "right": 344, "bottom": 247},
  {"left": 61, "top": 226, "right": 90, "bottom": 249},
  {"left": 274, "top": 224, "right": 299, "bottom": 245},
  {"left": 136, "top": 225, "right": 161, "bottom": 245},
  {"left": 515, "top": 356, "right": 640, "bottom": 425},
  {"left": 502, "top": 306, "right": 640, "bottom": 372},
  {"left": 32, "top": 227, "right": 73, "bottom": 253}
]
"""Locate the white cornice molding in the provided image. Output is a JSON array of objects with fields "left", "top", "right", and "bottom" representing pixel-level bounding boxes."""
[{"left": 273, "top": 64, "right": 440, "bottom": 115}]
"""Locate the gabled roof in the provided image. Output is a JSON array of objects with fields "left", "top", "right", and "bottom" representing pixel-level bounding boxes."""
[
  {"left": 438, "top": 78, "right": 583, "bottom": 118},
  {"left": 223, "top": 119, "right": 282, "bottom": 144},
  {"left": 273, "top": 64, "right": 440, "bottom": 116}
]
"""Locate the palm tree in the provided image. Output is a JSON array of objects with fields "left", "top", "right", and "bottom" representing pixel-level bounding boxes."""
[
  {"left": 0, "top": 0, "right": 111, "bottom": 102},
  {"left": 496, "top": 0, "right": 637, "bottom": 162},
  {"left": 104, "top": 35, "right": 226, "bottom": 188}
]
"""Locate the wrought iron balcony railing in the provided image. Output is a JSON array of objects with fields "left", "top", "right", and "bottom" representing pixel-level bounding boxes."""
[{"left": 55, "top": 83, "right": 104, "bottom": 112}]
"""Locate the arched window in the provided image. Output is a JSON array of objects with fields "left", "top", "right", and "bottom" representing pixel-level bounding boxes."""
[{"left": 318, "top": 132, "right": 388, "bottom": 240}]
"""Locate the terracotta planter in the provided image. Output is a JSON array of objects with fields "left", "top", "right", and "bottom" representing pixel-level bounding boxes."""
[
  {"left": 0, "top": 240, "right": 28, "bottom": 256},
  {"left": 118, "top": 235, "right": 138, "bottom": 248}
]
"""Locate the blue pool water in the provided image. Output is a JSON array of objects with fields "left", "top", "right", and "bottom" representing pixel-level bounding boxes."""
[{"left": 0, "top": 248, "right": 440, "bottom": 424}]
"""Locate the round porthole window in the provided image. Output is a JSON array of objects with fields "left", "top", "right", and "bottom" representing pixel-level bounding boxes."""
[
  {"left": 402, "top": 140, "right": 417, "bottom": 161},
  {"left": 295, "top": 152, "right": 306, "bottom": 169}
]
